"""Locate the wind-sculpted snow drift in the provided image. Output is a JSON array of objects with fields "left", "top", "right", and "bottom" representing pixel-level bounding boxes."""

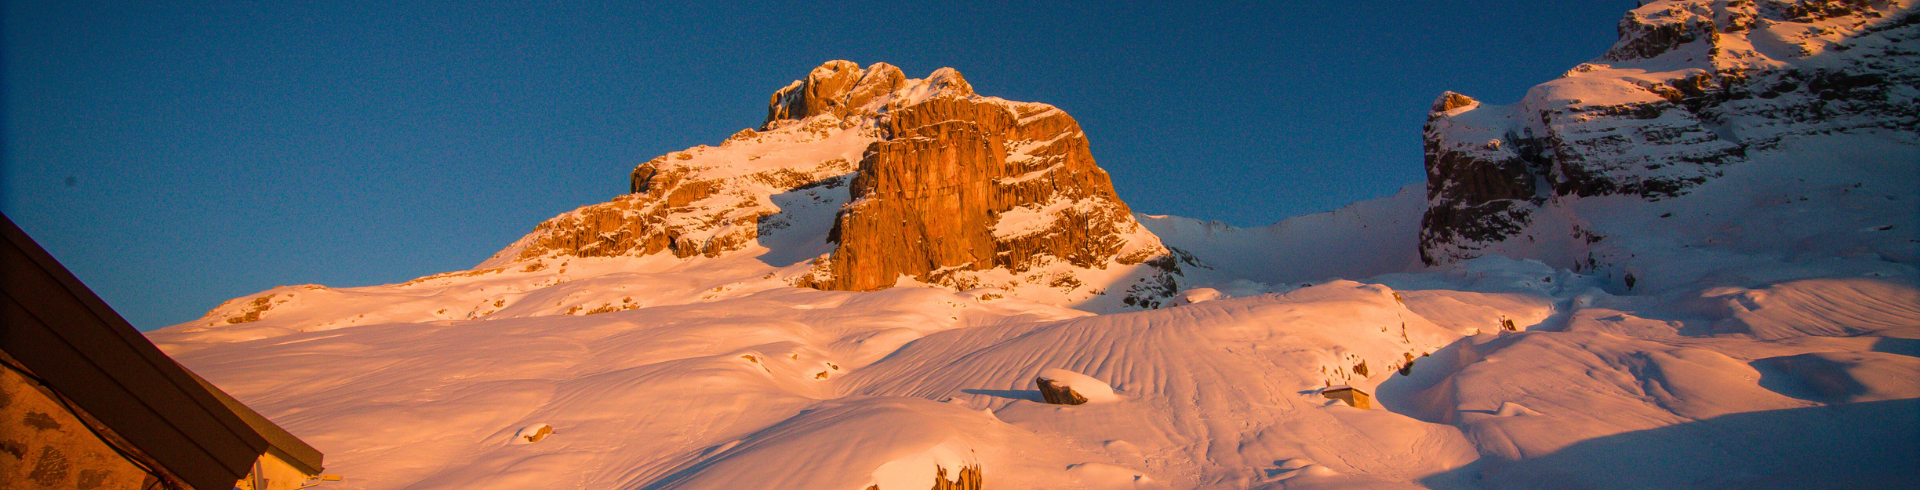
[{"left": 153, "top": 1, "right": 1918, "bottom": 489}]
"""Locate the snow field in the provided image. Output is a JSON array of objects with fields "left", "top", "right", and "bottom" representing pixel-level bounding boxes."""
[{"left": 148, "top": 4, "right": 1920, "bottom": 485}]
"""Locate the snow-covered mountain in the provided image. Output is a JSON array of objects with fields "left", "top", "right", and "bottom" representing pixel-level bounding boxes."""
[
  {"left": 150, "top": 1, "right": 1918, "bottom": 489},
  {"left": 485, "top": 60, "right": 1187, "bottom": 312},
  {"left": 1419, "top": 0, "right": 1919, "bottom": 286}
]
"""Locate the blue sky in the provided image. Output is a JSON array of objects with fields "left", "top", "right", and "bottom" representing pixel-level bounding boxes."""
[{"left": 4, "top": 1, "right": 1632, "bottom": 330}]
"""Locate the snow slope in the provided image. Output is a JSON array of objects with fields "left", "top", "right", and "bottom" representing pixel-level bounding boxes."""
[
  {"left": 151, "top": 252, "right": 1920, "bottom": 489},
  {"left": 147, "top": 1, "right": 1919, "bottom": 488}
]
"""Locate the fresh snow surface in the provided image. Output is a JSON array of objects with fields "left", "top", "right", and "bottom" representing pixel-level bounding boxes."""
[
  {"left": 150, "top": 245, "right": 1920, "bottom": 489},
  {"left": 148, "top": 6, "right": 1919, "bottom": 485},
  {"left": 151, "top": 91, "right": 1919, "bottom": 490}
]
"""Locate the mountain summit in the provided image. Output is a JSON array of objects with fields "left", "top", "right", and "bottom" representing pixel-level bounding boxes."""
[
  {"left": 486, "top": 61, "right": 1187, "bottom": 309},
  {"left": 1420, "top": 0, "right": 1918, "bottom": 269}
]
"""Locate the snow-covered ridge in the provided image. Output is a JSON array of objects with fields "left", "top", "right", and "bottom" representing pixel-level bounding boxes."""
[
  {"left": 479, "top": 115, "right": 872, "bottom": 268},
  {"left": 1419, "top": 0, "right": 1918, "bottom": 286},
  {"left": 191, "top": 61, "right": 1193, "bottom": 338},
  {"left": 157, "top": 3, "right": 1919, "bottom": 488},
  {"left": 474, "top": 61, "right": 1188, "bottom": 313}
]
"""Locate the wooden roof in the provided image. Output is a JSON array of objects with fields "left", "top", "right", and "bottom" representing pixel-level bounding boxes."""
[{"left": 1, "top": 213, "right": 322, "bottom": 489}]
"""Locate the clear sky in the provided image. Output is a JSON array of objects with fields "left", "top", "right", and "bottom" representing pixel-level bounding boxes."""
[{"left": 3, "top": 0, "right": 1633, "bottom": 330}]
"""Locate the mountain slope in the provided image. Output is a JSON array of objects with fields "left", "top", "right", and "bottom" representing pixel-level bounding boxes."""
[
  {"left": 152, "top": 256, "right": 1920, "bottom": 489},
  {"left": 1420, "top": 0, "right": 1920, "bottom": 289},
  {"left": 151, "top": 2, "right": 1920, "bottom": 489},
  {"left": 492, "top": 61, "right": 1186, "bottom": 312}
]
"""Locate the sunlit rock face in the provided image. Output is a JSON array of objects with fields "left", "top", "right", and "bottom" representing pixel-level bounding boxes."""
[
  {"left": 791, "top": 67, "right": 1172, "bottom": 303},
  {"left": 764, "top": 60, "right": 908, "bottom": 125},
  {"left": 1419, "top": 0, "right": 1919, "bottom": 265},
  {"left": 485, "top": 61, "right": 1188, "bottom": 310},
  {"left": 482, "top": 114, "right": 868, "bottom": 265}
]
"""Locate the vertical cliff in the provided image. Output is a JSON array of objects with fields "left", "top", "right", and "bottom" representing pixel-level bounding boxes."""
[{"left": 791, "top": 69, "right": 1172, "bottom": 304}]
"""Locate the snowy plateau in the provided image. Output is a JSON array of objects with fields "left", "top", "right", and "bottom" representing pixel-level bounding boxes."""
[{"left": 151, "top": 1, "right": 1918, "bottom": 489}]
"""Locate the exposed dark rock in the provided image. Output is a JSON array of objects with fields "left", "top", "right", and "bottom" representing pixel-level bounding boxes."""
[
  {"left": 1321, "top": 386, "right": 1372, "bottom": 409},
  {"left": 865, "top": 464, "right": 982, "bottom": 490},
  {"left": 1419, "top": 0, "right": 1918, "bottom": 265},
  {"left": 1036, "top": 376, "right": 1090, "bottom": 405},
  {"left": 931, "top": 465, "right": 982, "bottom": 490}
]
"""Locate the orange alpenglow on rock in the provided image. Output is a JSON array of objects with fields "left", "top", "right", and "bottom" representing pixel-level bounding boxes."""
[
  {"left": 483, "top": 60, "right": 1191, "bottom": 309},
  {"left": 795, "top": 66, "right": 1162, "bottom": 294},
  {"left": 514, "top": 424, "right": 556, "bottom": 444}
]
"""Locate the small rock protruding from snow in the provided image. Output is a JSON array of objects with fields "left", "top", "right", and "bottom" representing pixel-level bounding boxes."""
[
  {"left": 1321, "top": 385, "right": 1372, "bottom": 409},
  {"left": 867, "top": 440, "right": 982, "bottom": 490},
  {"left": 513, "top": 423, "right": 555, "bottom": 444},
  {"left": 865, "top": 465, "right": 981, "bottom": 490},
  {"left": 929, "top": 465, "right": 982, "bottom": 490},
  {"left": 1035, "top": 368, "right": 1118, "bottom": 405}
]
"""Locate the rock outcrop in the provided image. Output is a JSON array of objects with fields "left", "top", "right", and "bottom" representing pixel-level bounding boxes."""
[
  {"left": 479, "top": 114, "right": 871, "bottom": 266},
  {"left": 1418, "top": 91, "right": 1543, "bottom": 264},
  {"left": 788, "top": 67, "right": 1174, "bottom": 305},
  {"left": 766, "top": 60, "right": 909, "bottom": 125},
  {"left": 1033, "top": 368, "right": 1118, "bottom": 405},
  {"left": 864, "top": 465, "right": 982, "bottom": 490},
  {"left": 1320, "top": 386, "right": 1373, "bottom": 409},
  {"left": 1420, "top": 0, "right": 1918, "bottom": 266},
  {"left": 484, "top": 61, "right": 1188, "bottom": 310},
  {"left": 929, "top": 465, "right": 983, "bottom": 490},
  {"left": 1036, "top": 377, "right": 1090, "bottom": 405}
]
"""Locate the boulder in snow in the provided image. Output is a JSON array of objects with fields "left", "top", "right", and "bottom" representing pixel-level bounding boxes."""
[
  {"left": 513, "top": 423, "right": 555, "bottom": 444},
  {"left": 1035, "top": 369, "right": 1117, "bottom": 405},
  {"left": 1321, "top": 386, "right": 1372, "bottom": 409}
]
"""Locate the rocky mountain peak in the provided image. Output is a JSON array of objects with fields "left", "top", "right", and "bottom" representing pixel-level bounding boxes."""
[
  {"left": 763, "top": 61, "right": 984, "bottom": 130},
  {"left": 485, "top": 61, "right": 1189, "bottom": 310},
  {"left": 1604, "top": 0, "right": 1903, "bottom": 66},
  {"left": 1419, "top": 0, "right": 1916, "bottom": 266},
  {"left": 1430, "top": 92, "right": 1478, "bottom": 114},
  {"left": 779, "top": 63, "right": 1181, "bottom": 307},
  {"left": 904, "top": 67, "right": 976, "bottom": 101},
  {"left": 765, "top": 60, "right": 907, "bottom": 125}
]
